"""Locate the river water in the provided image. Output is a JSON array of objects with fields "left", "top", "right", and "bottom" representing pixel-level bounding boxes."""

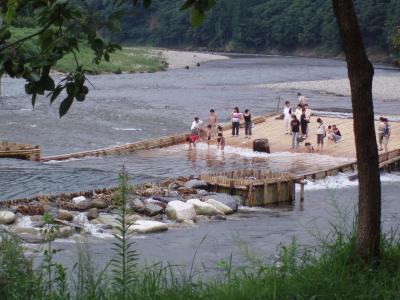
[
  {"left": 0, "top": 55, "right": 399, "bottom": 200},
  {"left": 1, "top": 55, "right": 400, "bottom": 271}
]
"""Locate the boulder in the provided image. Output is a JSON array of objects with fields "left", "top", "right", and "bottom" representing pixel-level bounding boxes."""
[
  {"left": 54, "top": 226, "right": 75, "bottom": 239},
  {"left": 186, "top": 199, "right": 222, "bottom": 216},
  {"left": 87, "top": 208, "right": 98, "bottom": 220},
  {"left": 166, "top": 201, "right": 196, "bottom": 222},
  {"left": 205, "top": 199, "right": 234, "bottom": 215},
  {"left": 184, "top": 179, "right": 208, "bottom": 190},
  {"left": 57, "top": 209, "right": 74, "bottom": 221},
  {"left": 203, "top": 193, "right": 239, "bottom": 212},
  {"left": 77, "top": 199, "right": 108, "bottom": 210},
  {"left": 0, "top": 211, "right": 16, "bottom": 224},
  {"left": 97, "top": 214, "right": 119, "bottom": 228},
  {"left": 142, "top": 199, "right": 164, "bottom": 217},
  {"left": 152, "top": 196, "right": 181, "bottom": 204},
  {"left": 194, "top": 215, "right": 211, "bottom": 224},
  {"left": 186, "top": 199, "right": 223, "bottom": 216},
  {"left": 129, "top": 198, "right": 145, "bottom": 213},
  {"left": 17, "top": 233, "right": 45, "bottom": 244},
  {"left": 129, "top": 220, "right": 168, "bottom": 234},
  {"left": 73, "top": 196, "right": 86, "bottom": 204},
  {"left": 253, "top": 139, "right": 270, "bottom": 153},
  {"left": 197, "top": 190, "right": 209, "bottom": 196}
]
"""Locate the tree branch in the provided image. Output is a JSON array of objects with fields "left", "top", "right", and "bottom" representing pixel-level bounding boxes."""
[{"left": 0, "top": 18, "right": 56, "bottom": 52}]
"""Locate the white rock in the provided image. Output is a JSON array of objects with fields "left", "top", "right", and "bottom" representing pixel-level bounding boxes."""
[
  {"left": 186, "top": 199, "right": 222, "bottom": 216},
  {"left": 97, "top": 214, "right": 119, "bottom": 228},
  {"left": 166, "top": 201, "right": 196, "bottom": 222},
  {"left": 72, "top": 196, "right": 86, "bottom": 204},
  {"left": 0, "top": 211, "right": 16, "bottom": 224},
  {"left": 129, "top": 220, "right": 168, "bottom": 234},
  {"left": 205, "top": 199, "right": 233, "bottom": 215}
]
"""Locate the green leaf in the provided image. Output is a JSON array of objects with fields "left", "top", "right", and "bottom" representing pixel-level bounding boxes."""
[
  {"left": 49, "top": 85, "right": 63, "bottom": 104},
  {"left": 143, "top": 0, "right": 152, "bottom": 8},
  {"left": 180, "top": 0, "right": 195, "bottom": 11},
  {"left": 59, "top": 96, "right": 74, "bottom": 117},
  {"left": 190, "top": 9, "right": 205, "bottom": 27},
  {"left": 5, "top": 0, "right": 17, "bottom": 24}
]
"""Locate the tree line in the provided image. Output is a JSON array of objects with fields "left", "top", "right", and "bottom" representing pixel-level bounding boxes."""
[{"left": 110, "top": 0, "right": 399, "bottom": 56}]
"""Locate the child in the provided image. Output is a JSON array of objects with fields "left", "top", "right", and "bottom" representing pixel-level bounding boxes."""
[
  {"left": 290, "top": 115, "right": 300, "bottom": 149},
  {"left": 217, "top": 125, "right": 225, "bottom": 151},
  {"left": 206, "top": 124, "right": 212, "bottom": 146},
  {"left": 283, "top": 101, "right": 292, "bottom": 134},
  {"left": 188, "top": 130, "right": 199, "bottom": 150},
  {"left": 243, "top": 109, "right": 252, "bottom": 138},
  {"left": 316, "top": 118, "right": 326, "bottom": 152},
  {"left": 305, "top": 142, "right": 315, "bottom": 153}
]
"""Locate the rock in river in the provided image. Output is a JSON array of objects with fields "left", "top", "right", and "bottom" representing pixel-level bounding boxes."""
[
  {"left": 0, "top": 211, "right": 16, "bottom": 224},
  {"left": 129, "top": 220, "right": 168, "bottom": 234},
  {"left": 87, "top": 208, "right": 98, "bottom": 220},
  {"left": 205, "top": 199, "right": 233, "bottom": 215},
  {"left": 166, "top": 201, "right": 196, "bottom": 222},
  {"left": 186, "top": 199, "right": 222, "bottom": 216},
  {"left": 57, "top": 209, "right": 74, "bottom": 221},
  {"left": 203, "top": 193, "right": 239, "bottom": 212},
  {"left": 184, "top": 179, "right": 208, "bottom": 190}
]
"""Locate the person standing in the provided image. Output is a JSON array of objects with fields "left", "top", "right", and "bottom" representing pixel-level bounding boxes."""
[
  {"left": 243, "top": 109, "right": 252, "bottom": 138},
  {"left": 316, "top": 117, "right": 326, "bottom": 152},
  {"left": 382, "top": 118, "right": 391, "bottom": 153},
  {"left": 283, "top": 101, "right": 292, "bottom": 134},
  {"left": 295, "top": 104, "right": 303, "bottom": 121},
  {"left": 300, "top": 109, "right": 309, "bottom": 138},
  {"left": 231, "top": 107, "right": 242, "bottom": 137},
  {"left": 208, "top": 109, "right": 217, "bottom": 138},
  {"left": 217, "top": 125, "right": 225, "bottom": 151},
  {"left": 377, "top": 117, "right": 386, "bottom": 151},
  {"left": 298, "top": 92, "right": 307, "bottom": 106},
  {"left": 290, "top": 115, "right": 300, "bottom": 149}
]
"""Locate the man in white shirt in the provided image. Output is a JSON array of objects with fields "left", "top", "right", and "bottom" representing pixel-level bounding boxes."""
[
  {"left": 191, "top": 117, "right": 203, "bottom": 133},
  {"left": 283, "top": 101, "right": 292, "bottom": 134}
]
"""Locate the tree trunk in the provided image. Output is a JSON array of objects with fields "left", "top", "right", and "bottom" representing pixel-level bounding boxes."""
[{"left": 331, "top": 0, "right": 381, "bottom": 260}]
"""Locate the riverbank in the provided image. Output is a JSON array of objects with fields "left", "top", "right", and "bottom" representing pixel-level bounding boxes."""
[{"left": 258, "top": 76, "right": 400, "bottom": 101}]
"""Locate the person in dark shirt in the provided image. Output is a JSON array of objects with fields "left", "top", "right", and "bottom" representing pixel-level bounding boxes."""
[
  {"left": 300, "top": 108, "right": 309, "bottom": 138},
  {"left": 290, "top": 115, "right": 300, "bottom": 149},
  {"left": 243, "top": 109, "right": 252, "bottom": 138}
]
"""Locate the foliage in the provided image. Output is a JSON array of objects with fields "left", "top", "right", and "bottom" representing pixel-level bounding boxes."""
[
  {"left": 113, "top": 0, "right": 399, "bottom": 55},
  {"left": 0, "top": 0, "right": 209, "bottom": 116},
  {"left": 111, "top": 167, "right": 138, "bottom": 299}
]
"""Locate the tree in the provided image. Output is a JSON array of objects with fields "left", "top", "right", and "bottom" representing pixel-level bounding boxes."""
[
  {"left": 0, "top": 0, "right": 213, "bottom": 117},
  {"left": 331, "top": 0, "right": 381, "bottom": 260}
]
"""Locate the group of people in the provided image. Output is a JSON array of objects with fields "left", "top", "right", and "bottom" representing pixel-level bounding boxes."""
[
  {"left": 188, "top": 106, "right": 253, "bottom": 151},
  {"left": 284, "top": 93, "right": 342, "bottom": 153}
]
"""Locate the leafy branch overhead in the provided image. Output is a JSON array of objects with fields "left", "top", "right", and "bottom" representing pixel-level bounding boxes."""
[{"left": 0, "top": 0, "right": 214, "bottom": 117}]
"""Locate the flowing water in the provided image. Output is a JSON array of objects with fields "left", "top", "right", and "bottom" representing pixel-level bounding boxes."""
[{"left": 1, "top": 54, "right": 400, "bottom": 270}]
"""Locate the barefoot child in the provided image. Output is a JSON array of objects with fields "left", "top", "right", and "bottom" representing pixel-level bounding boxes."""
[{"left": 217, "top": 126, "right": 225, "bottom": 151}]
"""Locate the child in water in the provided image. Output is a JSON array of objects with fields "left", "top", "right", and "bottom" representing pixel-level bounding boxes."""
[
  {"left": 305, "top": 142, "right": 315, "bottom": 153},
  {"left": 217, "top": 126, "right": 225, "bottom": 151}
]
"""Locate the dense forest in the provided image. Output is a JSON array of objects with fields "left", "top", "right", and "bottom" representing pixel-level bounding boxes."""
[
  {"left": 112, "top": 0, "right": 400, "bottom": 56},
  {"left": 11, "top": 0, "right": 400, "bottom": 57}
]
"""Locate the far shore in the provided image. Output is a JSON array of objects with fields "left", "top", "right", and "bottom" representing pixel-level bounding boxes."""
[{"left": 160, "top": 49, "right": 229, "bottom": 70}]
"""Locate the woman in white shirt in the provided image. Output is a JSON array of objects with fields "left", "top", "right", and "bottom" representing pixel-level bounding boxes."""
[
  {"left": 231, "top": 107, "right": 242, "bottom": 137},
  {"left": 316, "top": 117, "right": 326, "bottom": 152},
  {"left": 283, "top": 101, "right": 292, "bottom": 134}
]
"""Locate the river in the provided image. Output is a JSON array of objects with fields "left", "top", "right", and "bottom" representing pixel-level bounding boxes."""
[{"left": 1, "top": 54, "right": 400, "bottom": 271}]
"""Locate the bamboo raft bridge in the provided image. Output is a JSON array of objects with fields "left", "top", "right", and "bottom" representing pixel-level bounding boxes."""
[{"left": 1, "top": 113, "right": 399, "bottom": 207}]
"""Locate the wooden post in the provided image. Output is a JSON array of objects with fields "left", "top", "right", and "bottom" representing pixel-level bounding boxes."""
[
  {"left": 263, "top": 182, "right": 269, "bottom": 206},
  {"left": 276, "top": 96, "right": 281, "bottom": 113},
  {"left": 300, "top": 182, "right": 305, "bottom": 202}
]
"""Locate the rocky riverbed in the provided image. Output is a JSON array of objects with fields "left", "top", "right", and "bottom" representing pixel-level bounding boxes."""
[{"left": 0, "top": 177, "right": 240, "bottom": 244}]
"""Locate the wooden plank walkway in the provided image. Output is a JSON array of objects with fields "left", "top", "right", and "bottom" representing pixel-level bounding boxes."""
[
  {"left": 0, "top": 141, "right": 40, "bottom": 161},
  {"left": 225, "top": 115, "right": 400, "bottom": 159}
]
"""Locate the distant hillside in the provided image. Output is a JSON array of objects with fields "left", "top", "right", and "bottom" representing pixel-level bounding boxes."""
[{"left": 113, "top": 0, "right": 400, "bottom": 60}]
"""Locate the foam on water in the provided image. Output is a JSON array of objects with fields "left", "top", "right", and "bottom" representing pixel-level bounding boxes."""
[
  {"left": 73, "top": 213, "right": 113, "bottom": 239},
  {"left": 14, "top": 216, "right": 34, "bottom": 228},
  {"left": 301, "top": 172, "right": 400, "bottom": 191},
  {"left": 113, "top": 127, "right": 143, "bottom": 131}
]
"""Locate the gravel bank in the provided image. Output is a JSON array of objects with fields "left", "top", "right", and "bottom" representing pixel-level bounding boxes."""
[
  {"left": 161, "top": 49, "right": 229, "bottom": 69},
  {"left": 258, "top": 76, "right": 400, "bottom": 101}
]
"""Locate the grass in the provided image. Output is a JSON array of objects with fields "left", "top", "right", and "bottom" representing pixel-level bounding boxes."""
[{"left": 9, "top": 27, "right": 168, "bottom": 74}]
